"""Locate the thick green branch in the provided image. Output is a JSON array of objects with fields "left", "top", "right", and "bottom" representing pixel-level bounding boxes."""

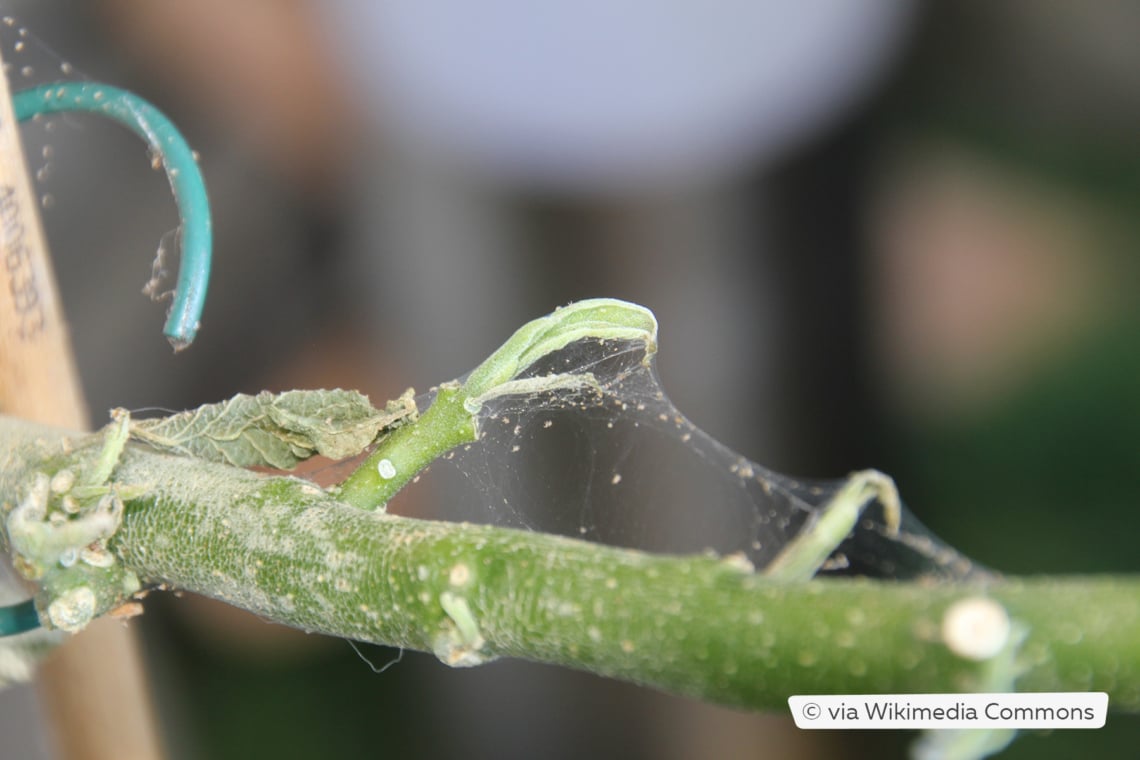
[{"left": 2, "top": 417, "right": 1138, "bottom": 711}]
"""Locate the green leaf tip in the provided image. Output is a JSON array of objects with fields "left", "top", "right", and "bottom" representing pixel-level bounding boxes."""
[{"left": 463, "top": 299, "right": 658, "bottom": 399}]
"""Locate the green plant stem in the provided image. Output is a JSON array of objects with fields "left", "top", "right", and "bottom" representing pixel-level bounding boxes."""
[
  {"left": 2, "top": 416, "right": 1138, "bottom": 711},
  {"left": 337, "top": 298, "right": 659, "bottom": 511},
  {"left": 337, "top": 385, "right": 474, "bottom": 510}
]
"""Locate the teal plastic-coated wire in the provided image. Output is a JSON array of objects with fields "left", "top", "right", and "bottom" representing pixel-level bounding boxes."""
[
  {"left": 12, "top": 82, "right": 212, "bottom": 349},
  {"left": 0, "top": 83, "right": 212, "bottom": 633},
  {"left": 0, "top": 599, "right": 39, "bottom": 636}
]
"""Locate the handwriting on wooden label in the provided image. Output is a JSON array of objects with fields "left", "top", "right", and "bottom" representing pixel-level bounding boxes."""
[{"left": 0, "top": 183, "right": 44, "bottom": 340}]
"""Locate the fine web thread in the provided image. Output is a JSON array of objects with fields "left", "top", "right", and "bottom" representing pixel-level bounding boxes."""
[
  {"left": 396, "top": 337, "right": 982, "bottom": 581},
  {"left": 346, "top": 640, "right": 405, "bottom": 674}
]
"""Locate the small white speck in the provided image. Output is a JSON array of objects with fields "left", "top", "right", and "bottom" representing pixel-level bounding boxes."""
[
  {"left": 50, "top": 469, "right": 75, "bottom": 493},
  {"left": 449, "top": 563, "right": 471, "bottom": 587},
  {"left": 47, "top": 587, "right": 96, "bottom": 632},
  {"left": 942, "top": 597, "right": 1011, "bottom": 661},
  {"left": 80, "top": 547, "right": 115, "bottom": 568},
  {"left": 611, "top": 473, "right": 622, "bottom": 485},
  {"left": 377, "top": 459, "right": 397, "bottom": 480}
]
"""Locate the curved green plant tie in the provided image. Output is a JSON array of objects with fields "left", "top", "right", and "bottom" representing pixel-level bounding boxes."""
[
  {"left": 12, "top": 82, "right": 212, "bottom": 350},
  {"left": 0, "top": 599, "right": 38, "bottom": 636}
]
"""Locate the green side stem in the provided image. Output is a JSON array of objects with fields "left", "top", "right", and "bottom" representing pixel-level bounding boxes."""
[
  {"left": 336, "top": 385, "right": 476, "bottom": 510},
  {"left": 335, "top": 299, "right": 659, "bottom": 511}
]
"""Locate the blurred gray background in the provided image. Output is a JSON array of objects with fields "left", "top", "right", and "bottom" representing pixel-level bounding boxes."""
[{"left": 0, "top": 1, "right": 1137, "bottom": 758}]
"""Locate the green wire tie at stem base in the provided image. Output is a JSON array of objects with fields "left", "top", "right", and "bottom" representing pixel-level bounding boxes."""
[
  {"left": 1, "top": 81, "right": 213, "bottom": 632},
  {"left": 12, "top": 82, "right": 212, "bottom": 349},
  {"left": 0, "top": 599, "right": 39, "bottom": 636}
]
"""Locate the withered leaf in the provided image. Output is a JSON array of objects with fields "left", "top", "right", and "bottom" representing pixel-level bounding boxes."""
[{"left": 126, "top": 389, "right": 417, "bottom": 469}]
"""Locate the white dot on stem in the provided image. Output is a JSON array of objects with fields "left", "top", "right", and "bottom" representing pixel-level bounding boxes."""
[{"left": 942, "top": 597, "right": 1011, "bottom": 661}]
